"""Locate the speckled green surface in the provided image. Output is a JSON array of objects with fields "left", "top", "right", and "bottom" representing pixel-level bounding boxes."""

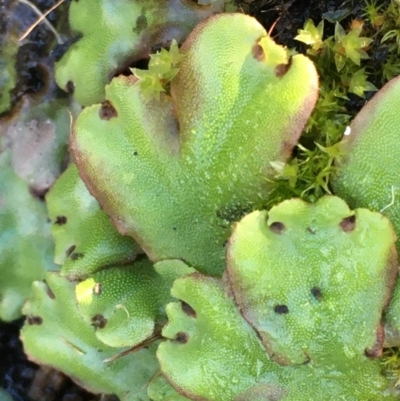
[
  {"left": 333, "top": 76, "right": 400, "bottom": 242},
  {"left": 158, "top": 270, "right": 398, "bottom": 401},
  {"left": 56, "top": 0, "right": 234, "bottom": 106},
  {"left": 75, "top": 259, "right": 169, "bottom": 348},
  {"left": 10, "top": 7, "right": 400, "bottom": 400},
  {"left": 71, "top": 13, "right": 318, "bottom": 276},
  {"left": 227, "top": 196, "right": 397, "bottom": 365},
  {"left": 46, "top": 163, "right": 141, "bottom": 279},
  {"left": 158, "top": 273, "right": 277, "bottom": 401},
  {"left": 332, "top": 76, "right": 400, "bottom": 339},
  {"left": 148, "top": 374, "right": 191, "bottom": 401},
  {"left": 21, "top": 272, "right": 159, "bottom": 400}
]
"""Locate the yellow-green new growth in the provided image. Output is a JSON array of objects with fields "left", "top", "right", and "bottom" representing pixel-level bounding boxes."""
[
  {"left": 71, "top": 13, "right": 318, "bottom": 275},
  {"left": 132, "top": 40, "right": 184, "bottom": 102},
  {"left": 55, "top": 0, "right": 233, "bottom": 106}
]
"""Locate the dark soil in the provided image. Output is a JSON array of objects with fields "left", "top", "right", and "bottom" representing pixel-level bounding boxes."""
[
  {"left": 0, "top": 319, "right": 117, "bottom": 401},
  {"left": 0, "top": 0, "right": 388, "bottom": 400},
  {"left": 244, "top": 0, "right": 391, "bottom": 111},
  {"left": 244, "top": 0, "right": 367, "bottom": 46},
  {"left": 0, "top": 0, "right": 71, "bottom": 117}
]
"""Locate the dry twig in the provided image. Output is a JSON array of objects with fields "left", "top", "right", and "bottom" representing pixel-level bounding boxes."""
[{"left": 18, "top": 0, "right": 65, "bottom": 44}]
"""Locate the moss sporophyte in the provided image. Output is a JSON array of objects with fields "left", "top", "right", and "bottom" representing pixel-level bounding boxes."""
[{"left": 3, "top": 2, "right": 400, "bottom": 400}]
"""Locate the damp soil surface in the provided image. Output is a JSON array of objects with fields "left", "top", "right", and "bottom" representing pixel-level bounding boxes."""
[
  {"left": 0, "top": 0, "right": 387, "bottom": 400},
  {"left": 0, "top": 319, "right": 119, "bottom": 401}
]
